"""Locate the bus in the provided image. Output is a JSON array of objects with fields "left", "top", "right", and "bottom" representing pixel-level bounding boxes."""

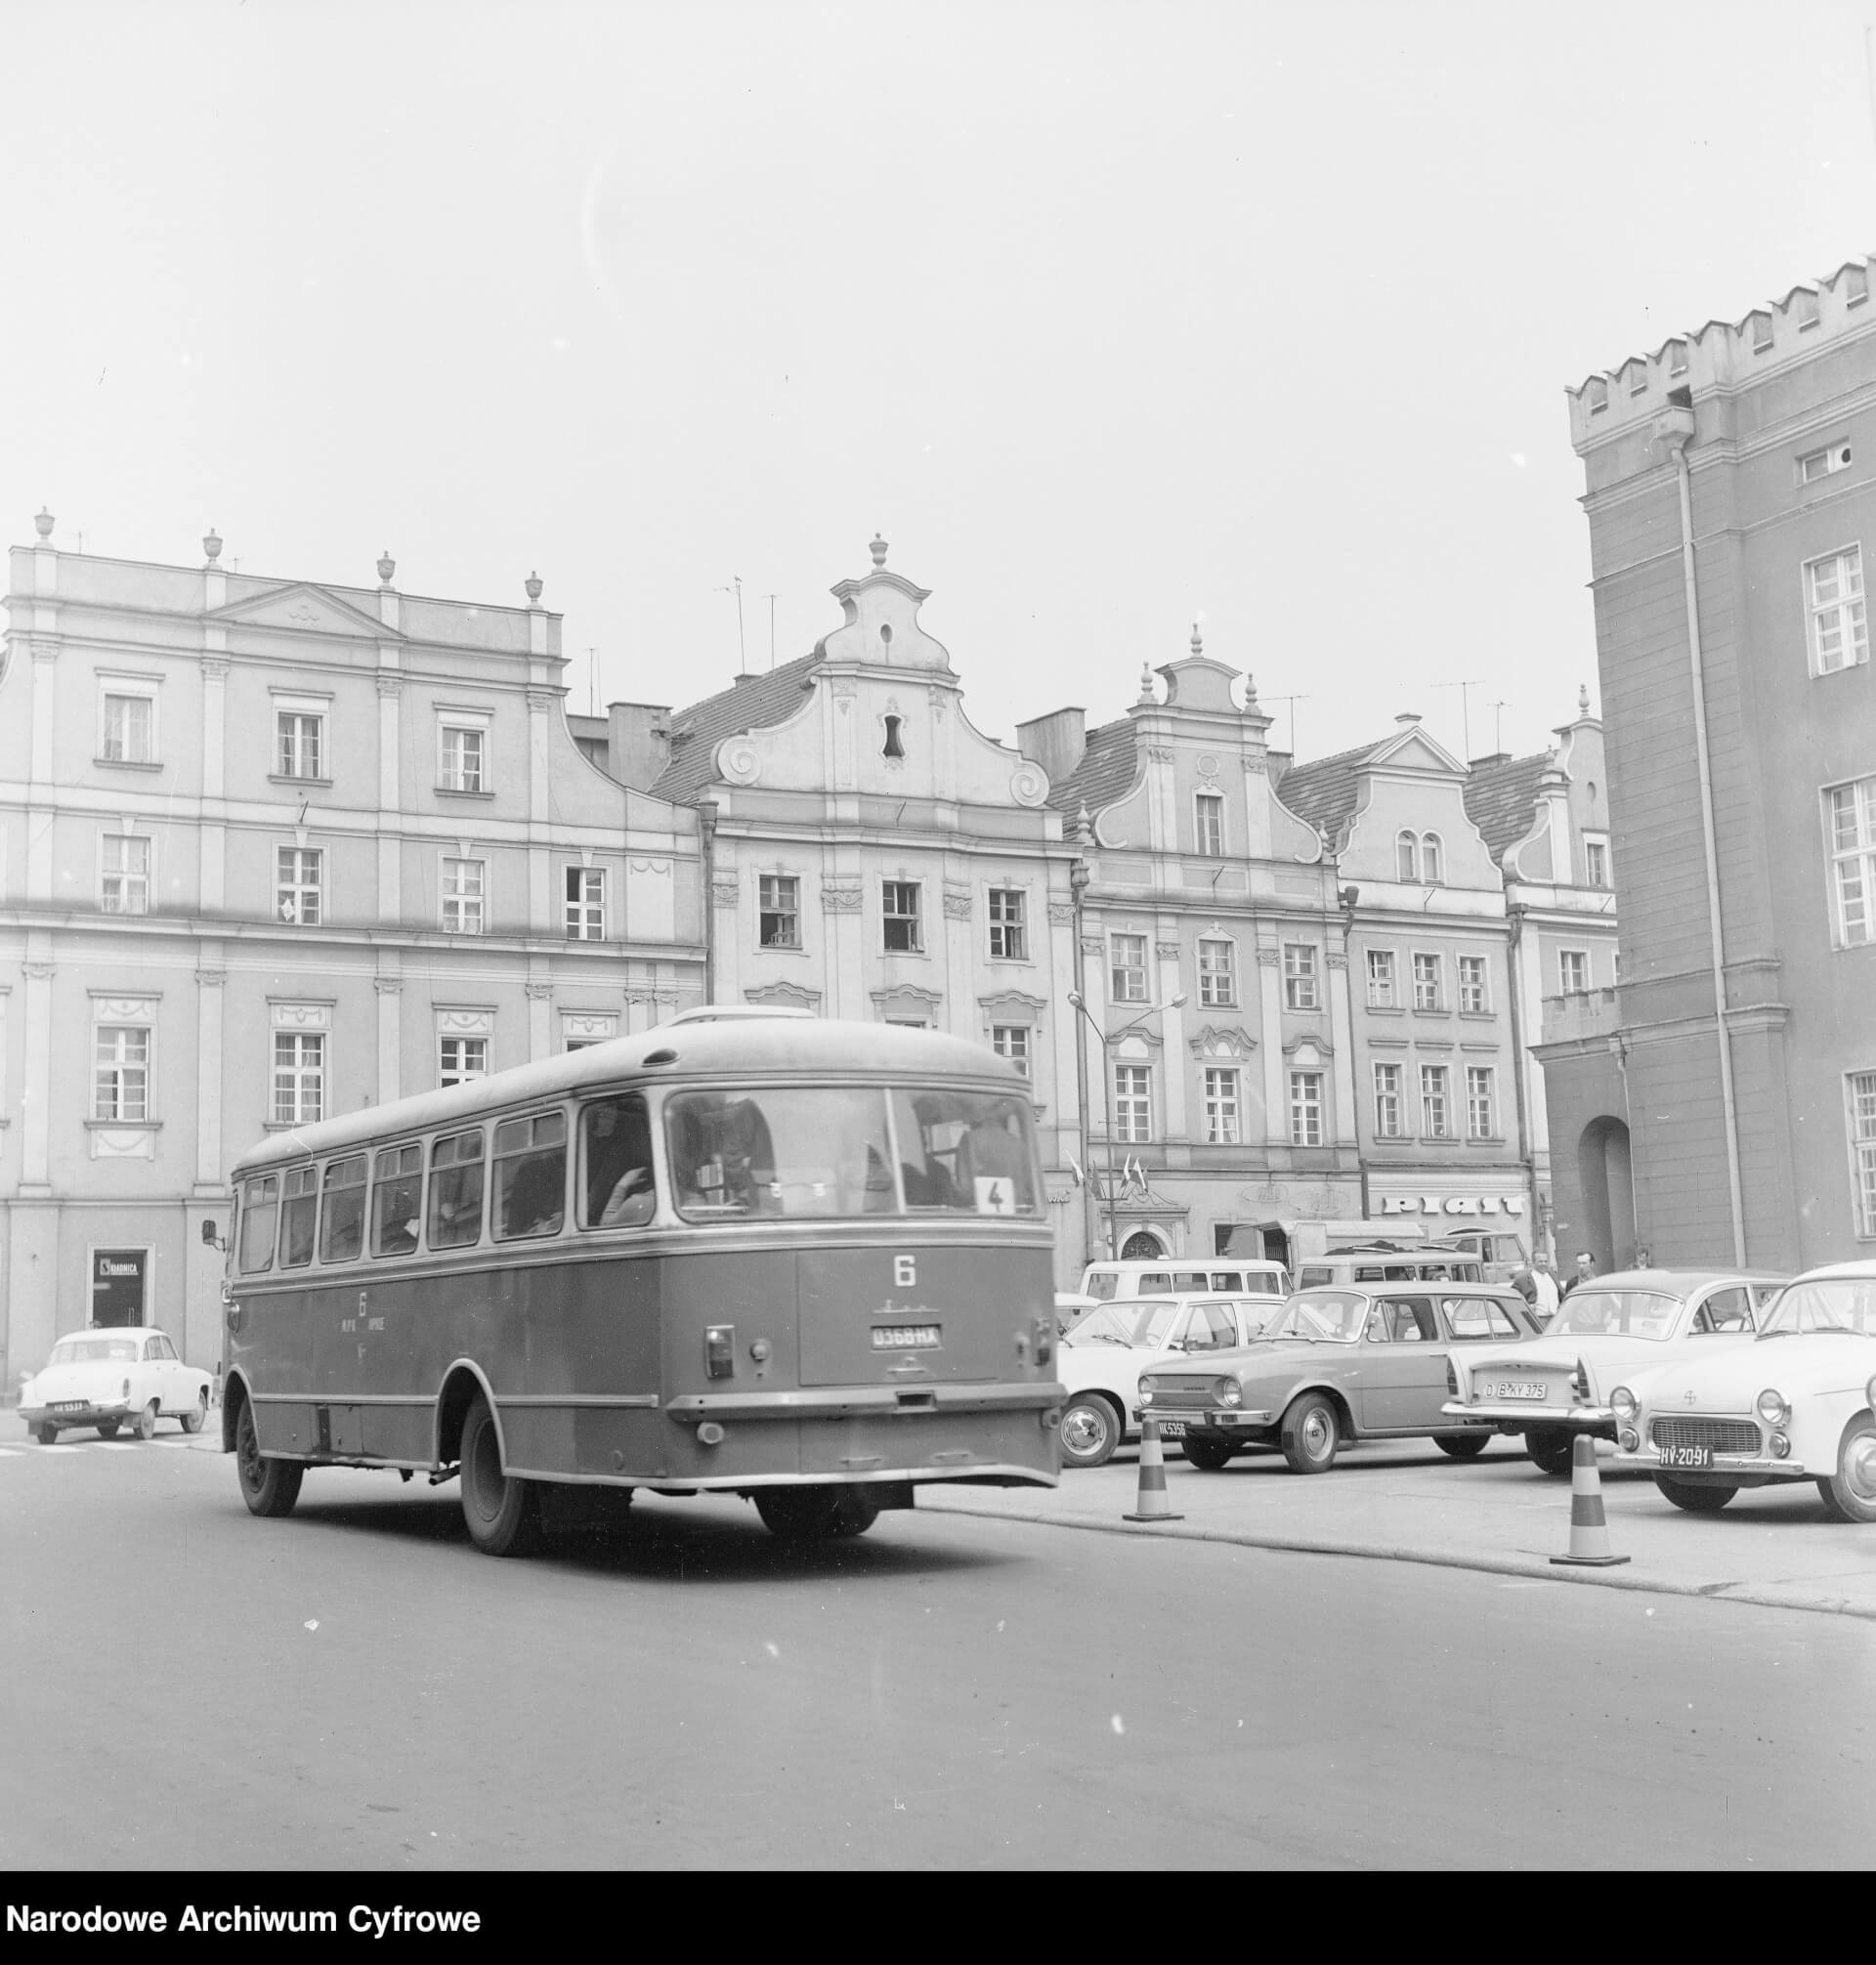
[{"left": 219, "top": 1015, "right": 1064, "bottom": 1555}]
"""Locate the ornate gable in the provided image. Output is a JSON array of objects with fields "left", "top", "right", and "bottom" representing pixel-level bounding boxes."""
[{"left": 207, "top": 581, "right": 400, "bottom": 641}]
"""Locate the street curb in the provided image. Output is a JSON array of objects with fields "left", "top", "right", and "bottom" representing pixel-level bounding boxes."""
[{"left": 914, "top": 1492, "right": 1876, "bottom": 1624}]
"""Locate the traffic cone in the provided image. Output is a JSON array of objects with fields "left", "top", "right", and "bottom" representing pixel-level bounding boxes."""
[
  {"left": 1550, "top": 1433, "right": 1630, "bottom": 1567},
  {"left": 1123, "top": 1417, "right": 1184, "bottom": 1523}
]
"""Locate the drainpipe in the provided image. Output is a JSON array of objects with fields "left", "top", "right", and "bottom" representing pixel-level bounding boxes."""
[
  {"left": 1505, "top": 902, "right": 1539, "bottom": 1253},
  {"left": 1662, "top": 412, "right": 1748, "bottom": 1266},
  {"left": 1070, "top": 857, "right": 1097, "bottom": 1269},
  {"left": 699, "top": 801, "right": 717, "bottom": 1008}
]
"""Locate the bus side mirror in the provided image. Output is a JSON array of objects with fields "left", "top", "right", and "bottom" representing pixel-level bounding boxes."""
[{"left": 201, "top": 1220, "right": 225, "bottom": 1251}]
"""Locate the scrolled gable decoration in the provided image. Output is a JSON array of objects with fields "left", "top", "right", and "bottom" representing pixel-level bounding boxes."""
[
  {"left": 745, "top": 980, "right": 822, "bottom": 1012},
  {"left": 870, "top": 984, "right": 944, "bottom": 1021},
  {"left": 1008, "top": 760, "right": 1048, "bottom": 808},
  {"left": 1188, "top": 1024, "right": 1256, "bottom": 1059},
  {"left": 719, "top": 737, "right": 761, "bottom": 785}
]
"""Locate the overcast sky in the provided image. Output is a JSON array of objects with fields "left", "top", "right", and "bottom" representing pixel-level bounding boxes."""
[{"left": 7, "top": 0, "right": 1873, "bottom": 770}]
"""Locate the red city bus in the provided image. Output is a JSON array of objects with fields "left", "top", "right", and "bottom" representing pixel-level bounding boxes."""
[{"left": 220, "top": 1016, "right": 1063, "bottom": 1554}]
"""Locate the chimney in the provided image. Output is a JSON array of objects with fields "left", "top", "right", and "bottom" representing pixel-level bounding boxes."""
[
  {"left": 1014, "top": 705, "right": 1086, "bottom": 787},
  {"left": 606, "top": 701, "right": 673, "bottom": 791}
]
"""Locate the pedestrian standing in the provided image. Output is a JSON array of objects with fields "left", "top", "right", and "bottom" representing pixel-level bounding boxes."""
[
  {"left": 1529, "top": 1256, "right": 1560, "bottom": 1319},
  {"left": 1560, "top": 1251, "right": 1596, "bottom": 1300}
]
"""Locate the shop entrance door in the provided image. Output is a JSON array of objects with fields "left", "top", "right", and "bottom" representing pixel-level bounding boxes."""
[{"left": 91, "top": 1249, "right": 149, "bottom": 1328}]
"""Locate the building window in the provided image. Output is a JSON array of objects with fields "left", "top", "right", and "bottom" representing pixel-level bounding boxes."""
[
  {"left": 1801, "top": 443, "right": 1853, "bottom": 486},
  {"left": 1282, "top": 943, "right": 1318, "bottom": 1010},
  {"left": 1468, "top": 1066, "right": 1496, "bottom": 1138},
  {"left": 1420, "top": 1065, "right": 1449, "bottom": 1139},
  {"left": 1584, "top": 838, "right": 1610, "bottom": 888},
  {"left": 882, "top": 881, "right": 923, "bottom": 954},
  {"left": 1828, "top": 777, "right": 1876, "bottom": 945},
  {"left": 1667, "top": 338, "right": 1688, "bottom": 374},
  {"left": 1396, "top": 832, "right": 1419, "bottom": 882},
  {"left": 273, "top": 1032, "right": 324, "bottom": 1126},
  {"left": 1195, "top": 793, "right": 1224, "bottom": 857},
  {"left": 565, "top": 866, "right": 605, "bottom": 940},
  {"left": 439, "top": 720, "right": 487, "bottom": 792},
  {"left": 1420, "top": 833, "right": 1444, "bottom": 884},
  {"left": 439, "top": 1036, "right": 489, "bottom": 1088},
  {"left": 277, "top": 846, "right": 322, "bottom": 926},
  {"left": 988, "top": 888, "right": 1026, "bottom": 961},
  {"left": 1203, "top": 1068, "right": 1240, "bottom": 1144},
  {"left": 758, "top": 876, "right": 800, "bottom": 950},
  {"left": 93, "top": 1025, "right": 150, "bottom": 1123},
  {"left": 1290, "top": 1071, "right": 1323, "bottom": 1147},
  {"left": 1367, "top": 949, "right": 1397, "bottom": 1008},
  {"left": 277, "top": 710, "right": 323, "bottom": 780},
  {"left": 1627, "top": 361, "right": 1649, "bottom": 395},
  {"left": 1111, "top": 933, "right": 1148, "bottom": 1004},
  {"left": 1851, "top": 1071, "right": 1876, "bottom": 1236},
  {"left": 1749, "top": 311, "right": 1773, "bottom": 353},
  {"left": 1199, "top": 938, "right": 1237, "bottom": 1007},
  {"left": 992, "top": 1025, "right": 1031, "bottom": 1078},
  {"left": 1114, "top": 1064, "right": 1151, "bottom": 1143},
  {"left": 1559, "top": 949, "right": 1591, "bottom": 995},
  {"left": 1586, "top": 378, "right": 1608, "bottom": 413},
  {"left": 1458, "top": 955, "right": 1487, "bottom": 1013},
  {"left": 100, "top": 834, "right": 150, "bottom": 916},
  {"left": 1850, "top": 266, "right": 1870, "bottom": 307},
  {"left": 101, "top": 692, "right": 154, "bottom": 764},
  {"left": 442, "top": 858, "right": 486, "bottom": 934},
  {"left": 1807, "top": 547, "right": 1869, "bottom": 675},
  {"left": 1373, "top": 1062, "right": 1402, "bottom": 1139},
  {"left": 1412, "top": 952, "right": 1441, "bottom": 1010}
]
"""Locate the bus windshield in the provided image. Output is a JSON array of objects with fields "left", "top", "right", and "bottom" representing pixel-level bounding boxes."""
[{"left": 665, "top": 1084, "right": 1040, "bottom": 1221}]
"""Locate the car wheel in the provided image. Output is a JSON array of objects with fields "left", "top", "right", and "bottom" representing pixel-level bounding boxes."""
[
  {"left": 181, "top": 1390, "right": 207, "bottom": 1435},
  {"left": 1279, "top": 1392, "right": 1340, "bottom": 1474},
  {"left": 1653, "top": 1474, "right": 1737, "bottom": 1514},
  {"left": 1058, "top": 1396, "right": 1121, "bottom": 1470},
  {"left": 134, "top": 1399, "right": 159, "bottom": 1441},
  {"left": 234, "top": 1395, "right": 304, "bottom": 1518},
  {"left": 459, "top": 1392, "right": 541, "bottom": 1557},
  {"left": 1816, "top": 1419, "right": 1876, "bottom": 1524},
  {"left": 754, "top": 1484, "right": 880, "bottom": 1541},
  {"left": 96, "top": 1421, "right": 120, "bottom": 1439},
  {"left": 32, "top": 1423, "right": 58, "bottom": 1445},
  {"left": 1180, "top": 1433, "right": 1235, "bottom": 1472},
  {"left": 1434, "top": 1433, "right": 1491, "bottom": 1460},
  {"left": 1525, "top": 1428, "right": 1576, "bottom": 1477}
]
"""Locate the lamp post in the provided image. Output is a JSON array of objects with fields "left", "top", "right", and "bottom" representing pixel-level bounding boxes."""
[{"left": 1066, "top": 990, "right": 1186, "bottom": 1260}]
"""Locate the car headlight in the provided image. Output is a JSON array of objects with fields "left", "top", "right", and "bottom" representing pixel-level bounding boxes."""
[
  {"left": 1865, "top": 1373, "right": 1876, "bottom": 1414},
  {"left": 1610, "top": 1386, "right": 1637, "bottom": 1422},
  {"left": 1212, "top": 1377, "right": 1243, "bottom": 1408},
  {"left": 1136, "top": 1386, "right": 1155, "bottom": 1407},
  {"left": 1756, "top": 1388, "right": 1789, "bottom": 1427}
]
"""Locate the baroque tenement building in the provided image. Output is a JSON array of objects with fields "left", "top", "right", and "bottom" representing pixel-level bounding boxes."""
[
  {"left": 1543, "top": 255, "right": 1876, "bottom": 1271},
  {"left": 0, "top": 521, "right": 705, "bottom": 1381}
]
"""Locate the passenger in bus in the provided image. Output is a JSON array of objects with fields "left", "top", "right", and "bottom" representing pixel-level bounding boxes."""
[
  {"left": 599, "top": 1165, "right": 654, "bottom": 1227},
  {"left": 500, "top": 1157, "right": 565, "bottom": 1238},
  {"left": 675, "top": 1095, "right": 776, "bottom": 1214}
]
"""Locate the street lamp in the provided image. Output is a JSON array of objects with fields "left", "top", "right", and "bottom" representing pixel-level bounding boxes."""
[{"left": 1066, "top": 989, "right": 1187, "bottom": 1259}]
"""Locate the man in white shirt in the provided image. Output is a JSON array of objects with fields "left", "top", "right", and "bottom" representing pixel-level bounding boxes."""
[{"left": 1529, "top": 1255, "right": 1561, "bottom": 1319}]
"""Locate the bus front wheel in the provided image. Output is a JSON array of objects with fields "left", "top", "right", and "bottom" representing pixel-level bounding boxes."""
[
  {"left": 754, "top": 1484, "right": 879, "bottom": 1542},
  {"left": 459, "top": 1393, "right": 541, "bottom": 1558}
]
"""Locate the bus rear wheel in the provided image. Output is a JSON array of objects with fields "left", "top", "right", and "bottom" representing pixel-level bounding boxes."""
[
  {"left": 234, "top": 1395, "right": 304, "bottom": 1518},
  {"left": 459, "top": 1393, "right": 541, "bottom": 1557},
  {"left": 754, "top": 1484, "right": 880, "bottom": 1542}
]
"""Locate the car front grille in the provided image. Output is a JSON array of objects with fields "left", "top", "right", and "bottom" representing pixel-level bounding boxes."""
[
  {"left": 1649, "top": 1416, "right": 1762, "bottom": 1455},
  {"left": 1149, "top": 1375, "right": 1220, "bottom": 1397}
]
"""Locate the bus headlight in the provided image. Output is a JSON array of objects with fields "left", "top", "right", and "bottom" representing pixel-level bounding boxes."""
[
  {"left": 1610, "top": 1387, "right": 1638, "bottom": 1423},
  {"left": 1756, "top": 1388, "right": 1789, "bottom": 1427},
  {"left": 1212, "top": 1378, "right": 1243, "bottom": 1408}
]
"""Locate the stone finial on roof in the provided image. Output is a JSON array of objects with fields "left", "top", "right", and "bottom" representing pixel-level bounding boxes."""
[
  {"left": 377, "top": 550, "right": 395, "bottom": 587},
  {"left": 34, "top": 508, "right": 54, "bottom": 539},
  {"left": 869, "top": 534, "right": 888, "bottom": 570},
  {"left": 525, "top": 570, "right": 543, "bottom": 604},
  {"left": 1243, "top": 671, "right": 1260, "bottom": 710},
  {"left": 1190, "top": 621, "right": 1203, "bottom": 657},
  {"left": 1578, "top": 683, "right": 1591, "bottom": 715},
  {"left": 1076, "top": 799, "right": 1091, "bottom": 844},
  {"left": 203, "top": 529, "right": 223, "bottom": 564},
  {"left": 1137, "top": 662, "right": 1156, "bottom": 705}
]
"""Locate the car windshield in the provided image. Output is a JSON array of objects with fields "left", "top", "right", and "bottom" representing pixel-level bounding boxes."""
[
  {"left": 47, "top": 1337, "right": 139, "bottom": 1365},
  {"left": 1261, "top": 1293, "right": 1368, "bottom": 1344},
  {"left": 1064, "top": 1299, "right": 1183, "bottom": 1348},
  {"left": 1548, "top": 1290, "right": 1681, "bottom": 1340},
  {"left": 1758, "top": 1278, "right": 1876, "bottom": 1338}
]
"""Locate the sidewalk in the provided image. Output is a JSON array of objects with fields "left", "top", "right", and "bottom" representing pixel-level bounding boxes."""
[{"left": 917, "top": 1435, "right": 1876, "bottom": 1622}]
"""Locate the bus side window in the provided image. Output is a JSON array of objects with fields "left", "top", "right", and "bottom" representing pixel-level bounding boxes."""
[
  {"left": 428, "top": 1129, "right": 486, "bottom": 1249},
  {"left": 581, "top": 1094, "right": 655, "bottom": 1229},
  {"left": 280, "top": 1167, "right": 318, "bottom": 1268},
  {"left": 320, "top": 1154, "right": 368, "bottom": 1263},
  {"left": 371, "top": 1143, "right": 424, "bottom": 1258},
  {"left": 237, "top": 1175, "right": 279, "bottom": 1274},
  {"left": 494, "top": 1111, "right": 568, "bottom": 1240}
]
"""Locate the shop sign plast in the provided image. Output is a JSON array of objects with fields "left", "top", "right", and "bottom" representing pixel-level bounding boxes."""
[{"left": 1378, "top": 1195, "right": 1526, "bottom": 1217}]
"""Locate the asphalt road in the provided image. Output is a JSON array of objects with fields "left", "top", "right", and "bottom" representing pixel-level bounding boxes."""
[{"left": 4, "top": 1431, "right": 1871, "bottom": 1870}]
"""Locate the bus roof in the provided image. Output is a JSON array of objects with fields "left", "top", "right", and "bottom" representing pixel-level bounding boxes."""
[{"left": 229, "top": 1017, "right": 1027, "bottom": 1179}]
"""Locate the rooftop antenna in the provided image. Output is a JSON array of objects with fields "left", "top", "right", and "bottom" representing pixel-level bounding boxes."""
[
  {"left": 714, "top": 577, "right": 746, "bottom": 672},
  {"left": 587, "top": 647, "right": 598, "bottom": 718},
  {"left": 1430, "top": 678, "right": 1487, "bottom": 761},
  {"left": 1266, "top": 694, "right": 1310, "bottom": 757},
  {"left": 762, "top": 593, "right": 778, "bottom": 671}
]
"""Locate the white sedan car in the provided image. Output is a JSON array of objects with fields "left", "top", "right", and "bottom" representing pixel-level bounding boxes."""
[
  {"left": 1057, "top": 1295, "right": 1278, "bottom": 1468},
  {"left": 1439, "top": 1268, "right": 1784, "bottom": 1474},
  {"left": 18, "top": 1329, "right": 212, "bottom": 1444},
  {"left": 1608, "top": 1262, "right": 1876, "bottom": 1519}
]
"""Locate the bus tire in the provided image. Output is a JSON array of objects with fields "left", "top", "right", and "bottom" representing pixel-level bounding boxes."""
[
  {"left": 234, "top": 1394, "right": 304, "bottom": 1519},
  {"left": 459, "top": 1393, "right": 541, "bottom": 1558},
  {"left": 754, "top": 1484, "right": 879, "bottom": 1542}
]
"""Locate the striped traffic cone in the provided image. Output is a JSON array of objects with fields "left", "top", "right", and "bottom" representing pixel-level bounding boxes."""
[
  {"left": 1123, "top": 1417, "right": 1184, "bottom": 1523},
  {"left": 1550, "top": 1433, "right": 1630, "bottom": 1567}
]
